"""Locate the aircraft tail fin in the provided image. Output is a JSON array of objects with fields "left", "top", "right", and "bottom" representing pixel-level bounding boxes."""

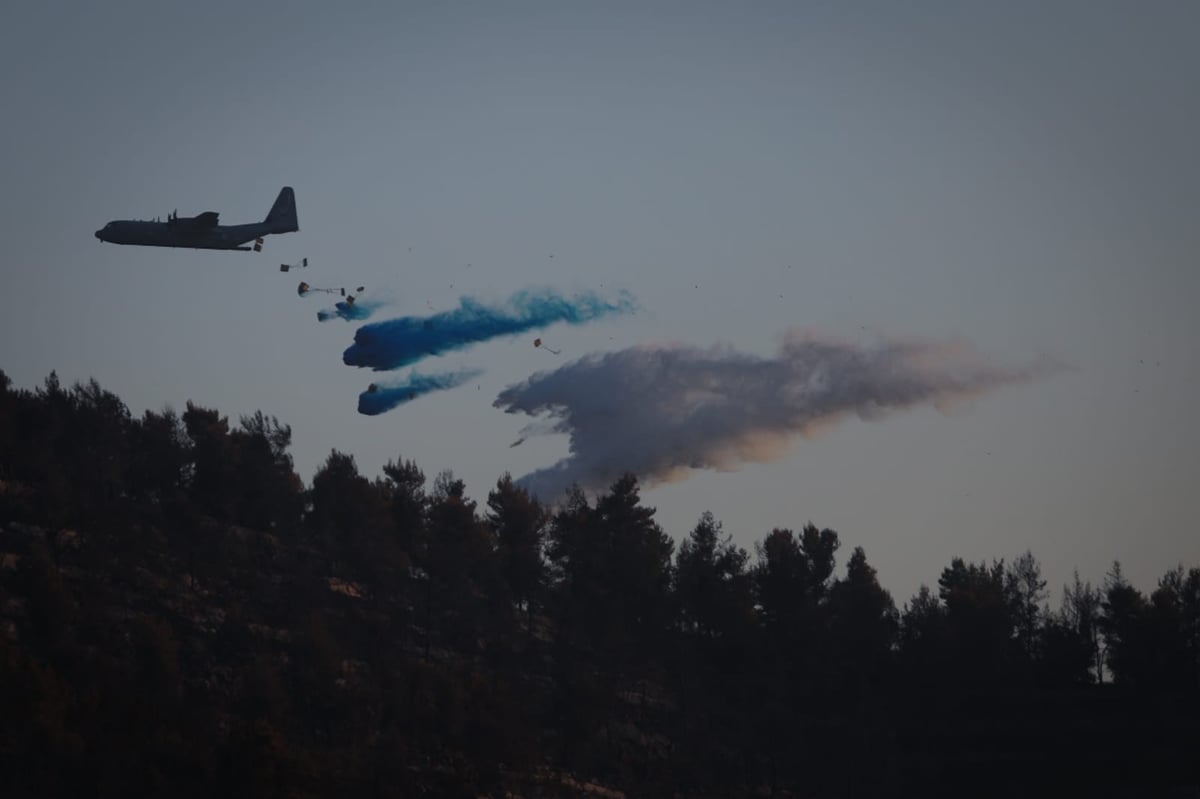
[{"left": 264, "top": 187, "right": 298, "bottom": 233}]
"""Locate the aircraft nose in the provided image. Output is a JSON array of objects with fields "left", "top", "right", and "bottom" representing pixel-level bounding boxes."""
[{"left": 95, "top": 229, "right": 104, "bottom": 241}]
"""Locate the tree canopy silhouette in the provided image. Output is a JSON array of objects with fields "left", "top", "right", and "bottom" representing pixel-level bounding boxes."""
[{"left": 0, "top": 369, "right": 1197, "bottom": 797}]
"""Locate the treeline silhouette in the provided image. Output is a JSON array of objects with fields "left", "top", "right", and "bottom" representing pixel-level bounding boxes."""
[{"left": 1, "top": 370, "right": 1197, "bottom": 797}]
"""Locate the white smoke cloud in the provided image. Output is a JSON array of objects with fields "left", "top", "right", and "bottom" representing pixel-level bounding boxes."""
[{"left": 494, "top": 330, "right": 1062, "bottom": 501}]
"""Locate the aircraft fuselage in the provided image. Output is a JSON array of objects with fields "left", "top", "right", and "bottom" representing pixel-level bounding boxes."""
[
  {"left": 94, "top": 220, "right": 276, "bottom": 250},
  {"left": 94, "top": 186, "right": 298, "bottom": 251}
]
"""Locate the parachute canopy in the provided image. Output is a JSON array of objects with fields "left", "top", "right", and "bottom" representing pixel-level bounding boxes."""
[{"left": 534, "top": 337, "right": 561, "bottom": 355}]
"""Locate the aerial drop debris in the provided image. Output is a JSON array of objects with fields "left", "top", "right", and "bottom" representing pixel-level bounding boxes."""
[
  {"left": 318, "top": 293, "right": 385, "bottom": 322},
  {"left": 534, "top": 338, "right": 561, "bottom": 355},
  {"left": 295, "top": 280, "right": 377, "bottom": 322},
  {"left": 298, "top": 282, "right": 365, "bottom": 297},
  {"left": 280, "top": 257, "right": 308, "bottom": 272}
]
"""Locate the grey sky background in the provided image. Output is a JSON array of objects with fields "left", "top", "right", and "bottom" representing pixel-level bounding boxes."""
[{"left": 2, "top": 1, "right": 1197, "bottom": 604}]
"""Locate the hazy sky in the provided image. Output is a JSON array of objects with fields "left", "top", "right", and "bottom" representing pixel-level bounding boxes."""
[{"left": 3, "top": 1, "right": 1197, "bottom": 604}]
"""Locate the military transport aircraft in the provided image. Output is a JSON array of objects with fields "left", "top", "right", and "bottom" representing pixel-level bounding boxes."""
[{"left": 95, "top": 186, "right": 298, "bottom": 251}]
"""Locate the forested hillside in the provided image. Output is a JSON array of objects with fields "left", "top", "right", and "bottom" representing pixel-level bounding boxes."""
[{"left": 1, "top": 370, "right": 1197, "bottom": 797}]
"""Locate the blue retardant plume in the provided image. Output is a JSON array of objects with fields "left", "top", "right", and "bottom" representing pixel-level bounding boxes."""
[
  {"left": 358, "top": 368, "right": 484, "bottom": 415},
  {"left": 343, "top": 288, "right": 638, "bottom": 371},
  {"left": 318, "top": 298, "right": 382, "bottom": 322}
]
